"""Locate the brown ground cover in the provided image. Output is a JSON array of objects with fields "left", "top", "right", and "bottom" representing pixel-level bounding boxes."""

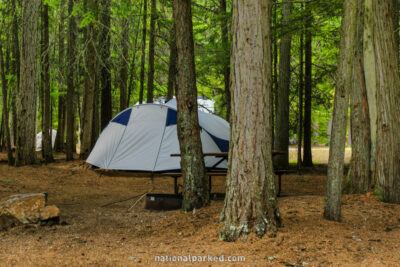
[{"left": 0, "top": 149, "right": 400, "bottom": 266}]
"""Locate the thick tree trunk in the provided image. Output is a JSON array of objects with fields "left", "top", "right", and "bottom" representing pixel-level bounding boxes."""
[
  {"left": 303, "top": 1, "right": 313, "bottom": 167},
  {"left": 100, "top": 0, "right": 112, "bottom": 130},
  {"left": 173, "top": 0, "right": 208, "bottom": 212},
  {"left": 0, "top": 32, "right": 14, "bottom": 165},
  {"left": 41, "top": 2, "right": 54, "bottom": 163},
  {"left": 274, "top": 1, "right": 292, "bottom": 169},
  {"left": 297, "top": 29, "right": 304, "bottom": 169},
  {"left": 220, "top": 0, "right": 230, "bottom": 121},
  {"left": 373, "top": 0, "right": 400, "bottom": 203},
  {"left": 167, "top": 24, "right": 177, "bottom": 100},
  {"left": 15, "top": 0, "right": 40, "bottom": 166},
  {"left": 325, "top": 0, "right": 357, "bottom": 221},
  {"left": 146, "top": 0, "right": 156, "bottom": 103},
  {"left": 139, "top": 0, "right": 148, "bottom": 104},
  {"left": 219, "top": 0, "right": 280, "bottom": 242},
  {"left": 347, "top": 0, "right": 371, "bottom": 194},
  {"left": 363, "top": 0, "right": 377, "bottom": 185},
  {"left": 55, "top": 0, "right": 66, "bottom": 152},
  {"left": 80, "top": 0, "right": 97, "bottom": 159},
  {"left": 66, "top": 0, "right": 76, "bottom": 161},
  {"left": 119, "top": 18, "right": 129, "bottom": 111}
]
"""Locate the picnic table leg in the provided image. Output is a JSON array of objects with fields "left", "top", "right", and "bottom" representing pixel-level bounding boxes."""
[
  {"left": 278, "top": 174, "right": 282, "bottom": 197},
  {"left": 174, "top": 177, "right": 178, "bottom": 195},
  {"left": 209, "top": 175, "right": 212, "bottom": 193}
]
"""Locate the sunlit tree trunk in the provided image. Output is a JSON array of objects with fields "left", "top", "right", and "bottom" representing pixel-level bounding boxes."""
[
  {"left": 274, "top": 1, "right": 292, "bottom": 169},
  {"left": 119, "top": 16, "right": 129, "bottom": 111},
  {"left": 219, "top": 0, "right": 280, "bottom": 242},
  {"left": 303, "top": 1, "right": 313, "bottom": 167},
  {"left": 15, "top": 0, "right": 40, "bottom": 166},
  {"left": 167, "top": 23, "right": 177, "bottom": 100},
  {"left": 297, "top": 27, "right": 304, "bottom": 169},
  {"left": 139, "top": 0, "right": 148, "bottom": 104},
  {"left": 373, "top": 0, "right": 400, "bottom": 203},
  {"left": 11, "top": 0, "right": 19, "bottom": 147},
  {"left": 146, "top": 0, "right": 156, "bottom": 103},
  {"left": 325, "top": 0, "right": 357, "bottom": 221},
  {"left": 66, "top": 0, "right": 76, "bottom": 161},
  {"left": 173, "top": 0, "right": 209, "bottom": 212},
  {"left": 41, "top": 1, "right": 54, "bottom": 163}
]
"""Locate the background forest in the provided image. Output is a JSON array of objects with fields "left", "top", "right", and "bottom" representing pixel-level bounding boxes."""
[{"left": 0, "top": 0, "right": 343, "bottom": 161}]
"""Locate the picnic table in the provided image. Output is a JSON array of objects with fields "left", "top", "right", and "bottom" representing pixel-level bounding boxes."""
[{"left": 164, "top": 150, "right": 294, "bottom": 196}]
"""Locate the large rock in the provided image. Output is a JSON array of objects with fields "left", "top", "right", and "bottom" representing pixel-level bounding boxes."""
[{"left": 0, "top": 193, "right": 60, "bottom": 230}]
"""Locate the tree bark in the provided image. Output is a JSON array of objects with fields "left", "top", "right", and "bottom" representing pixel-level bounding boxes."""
[
  {"left": 173, "top": 0, "right": 208, "bottom": 212},
  {"left": 146, "top": 0, "right": 156, "bottom": 103},
  {"left": 219, "top": 0, "right": 280, "bottom": 242},
  {"left": 274, "top": 1, "right": 292, "bottom": 169},
  {"left": 15, "top": 0, "right": 40, "bottom": 166},
  {"left": 41, "top": 1, "right": 54, "bottom": 163},
  {"left": 325, "top": 0, "right": 358, "bottom": 221},
  {"left": 55, "top": 0, "right": 66, "bottom": 152},
  {"left": 66, "top": 0, "right": 76, "bottom": 161},
  {"left": 11, "top": 0, "right": 19, "bottom": 147},
  {"left": 0, "top": 31, "right": 14, "bottom": 165},
  {"left": 100, "top": 0, "right": 112, "bottom": 130},
  {"left": 303, "top": 1, "right": 313, "bottom": 167},
  {"left": 220, "top": 0, "right": 230, "bottom": 121},
  {"left": 139, "top": 0, "right": 148, "bottom": 104},
  {"left": 297, "top": 28, "right": 304, "bottom": 169},
  {"left": 167, "top": 24, "right": 177, "bottom": 100},
  {"left": 80, "top": 0, "right": 98, "bottom": 159},
  {"left": 373, "top": 0, "right": 400, "bottom": 203},
  {"left": 119, "top": 17, "right": 129, "bottom": 111},
  {"left": 347, "top": 0, "right": 371, "bottom": 194}
]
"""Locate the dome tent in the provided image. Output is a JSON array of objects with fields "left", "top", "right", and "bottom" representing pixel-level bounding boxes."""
[
  {"left": 86, "top": 102, "right": 229, "bottom": 172},
  {"left": 36, "top": 129, "right": 57, "bottom": 151}
]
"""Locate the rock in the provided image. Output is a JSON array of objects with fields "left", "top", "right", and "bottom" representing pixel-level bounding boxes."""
[
  {"left": 0, "top": 193, "right": 60, "bottom": 230},
  {"left": 40, "top": 205, "right": 60, "bottom": 221}
]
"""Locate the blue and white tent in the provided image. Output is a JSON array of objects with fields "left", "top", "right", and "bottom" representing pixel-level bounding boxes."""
[{"left": 86, "top": 101, "right": 229, "bottom": 172}]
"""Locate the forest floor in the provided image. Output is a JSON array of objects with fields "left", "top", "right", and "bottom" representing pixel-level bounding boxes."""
[{"left": 1, "top": 148, "right": 400, "bottom": 266}]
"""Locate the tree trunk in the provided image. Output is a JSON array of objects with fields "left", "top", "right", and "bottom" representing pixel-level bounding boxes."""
[
  {"left": 146, "top": 0, "right": 156, "bottom": 103},
  {"left": 15, "top": 0, "right": 40, "bottom": 166},
  {"left": 274, "top": 1, "right": 292, "bottom": 169},
  {"left": 219, "top": 0, "right": 280, "bottom": 242},
  {"left": 55, "top": 0, "right": 66, "bottom": 152},
  {"left": 139, "top": 0, "right": 148, "bottom": 104},
  {"left": 272, "top": 0, "right": 277, "bottom": 145},
  {"left": 303, "top": 1, "right": 313, "bottom": 167},
  {"left": 80, "top": 0, "right": 98, "bottom": 159},
  {"left": 220, "top": 0, "right": 230, "bottom": 121},
  {"left": 167, "top": 24, "right": 177, "bottom": 100},
  {"left": 325, "top": 0, "right": 358, "bottom": 221},
  {"left": 297, "top": 28, "right": 304, "bottom": 169},
  {"left": 11, "top": 0, "right": 19, "bottom": 147},
  {"left": 173, "top": 0, "right": 208, "bottom": 212},
  {"left": 66, "top": 0, "right": 76, "bottom": 161},
  {"left": 100, "top": 0, "right": 112, "bottom": 130},
  {"left": 119, "top": 17, "right": 129, "bottom": 111},
  {"left": 41, "top": 1, "right": 54, "bottom": 163},
  {"left": 373, "top": 0, "right": 400, "bottom": 203},
  {"left": 347, "top": 0, "right": 371, "bottom": 194},
  {"left": 0, "top": 31, "right": 14, "bottom": 165}
]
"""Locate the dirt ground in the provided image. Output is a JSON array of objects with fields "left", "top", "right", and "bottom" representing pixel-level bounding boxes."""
[{"left": 1, "top": 149, "right": 400, "bottom": 266}]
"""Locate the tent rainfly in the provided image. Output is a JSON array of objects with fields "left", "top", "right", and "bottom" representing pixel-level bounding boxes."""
[{"left": 86, "top": 102, "right": 229, "bottom": 172}]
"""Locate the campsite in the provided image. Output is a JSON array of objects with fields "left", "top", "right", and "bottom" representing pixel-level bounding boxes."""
[{"left": 2, "top": 0, "right": 400, "bottom": 266}]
